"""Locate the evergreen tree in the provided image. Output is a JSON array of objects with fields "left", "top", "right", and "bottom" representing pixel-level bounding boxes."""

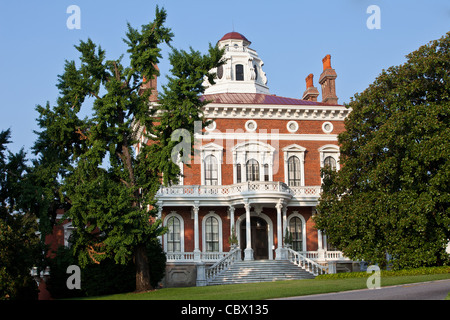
[
  {"left": 33, "top": 6, "right": 223, "bottom": 291},
  {"left": 315, "top": 32, "right": 450, "bottom": 269},
  {"left": 0, "top": 129, "right": 40, "bottom": 300}
]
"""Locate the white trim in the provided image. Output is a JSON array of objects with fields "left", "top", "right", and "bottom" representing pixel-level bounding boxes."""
[
  {"left": 288, "top": 212, "right": 307, "bottom": 252},
  {"left": 205, "top": 120, "right": 217, "bottom": 132},
  {"left": 232, "top": 141, "right": 275, "bottom": 183},
  {"left": 202, "top": 211, "right": 223, "bottom": 253},
  {"left": 287, "top": 121, "right": 299, "bottom": 133},
  {"left": 63, "top": 222, "right": 75, "bottom": 248},
  {"left": 245, "top": 120, "right": 258, "bottom": 132},
  {"left": 318, "top": 144, "right": 340, "bottom": 170},
  {"left": 163, "top": 212, "right": 185, "bottom": 253},
  {"left": 203, "top": 103, "right": 351, "bottom": 121},
  {"left": 322, "top": 122, "right": 334, "bottom": 133},
  {"left": 198, "top": 132, "right": 339, "bottom": 141},
  {"left": 282, "top": 144, "right": 306, "bottom": 187},
  {"left": 200, "top": 143, "right": 223, "bottom": 185}
]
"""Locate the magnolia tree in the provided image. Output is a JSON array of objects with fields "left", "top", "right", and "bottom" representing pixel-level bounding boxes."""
[
  {"left": 315, "top": 32, "right": 450, "bottom": 269},
  {"left": 34, "top": 6, "right": 224, "bottom": 292}
]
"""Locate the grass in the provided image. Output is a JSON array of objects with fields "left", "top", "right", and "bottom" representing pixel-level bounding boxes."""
[{"left": 78, "top": 273, "right": 450, "bottom": 300}]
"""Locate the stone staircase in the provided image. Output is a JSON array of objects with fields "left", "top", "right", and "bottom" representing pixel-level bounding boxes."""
[{"left": 207, "top": 260, "right": 315, "bottom": 286}]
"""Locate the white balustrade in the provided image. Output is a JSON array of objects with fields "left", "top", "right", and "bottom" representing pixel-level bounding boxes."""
[
  {"left": 287, "top": 248, "right": 329, "bottom": 276},
  {"left": 157, "top": 182, "right": 321, "bottom": 199}
]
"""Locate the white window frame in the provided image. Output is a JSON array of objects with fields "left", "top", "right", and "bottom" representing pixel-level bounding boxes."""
[
  {"left": 202, "top": 212, "right": 223, "bottom": 252},
  {"left": 282, "top": 144, "right": 306, "bottom": 186},
  {"left": 318, "top": 144, "right": 340, "bottom": 170},
  {"left": 200, "top": 143, "right": 223, "bottom": 186},
  {"left": 232, "top": 141, "right": 275, "bottom": 183},
  {"left": 288, "top": 212, "right": 307, "bottom": 252},
  {"left": 163, "top": 212, "right": 185, "bottom": 253}
]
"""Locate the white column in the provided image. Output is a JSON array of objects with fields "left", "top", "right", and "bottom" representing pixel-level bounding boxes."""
[
  {"left": 244, "top": 201, "right": 253, "bottom": 261},
  {"left": 229, "top": 206, "right": 235, "bottom": 234},
  {"left": 275, "top": 200, "right": 284, "bottom": 260},
  {"left": 282, "top": 206, "right": 287, "bottom": 243},
  {"left": 157, "top": 202, "right": 163, "bottom": 246},
  {"left": 193, "top": 202, "right": 201, "bottom": 262}
]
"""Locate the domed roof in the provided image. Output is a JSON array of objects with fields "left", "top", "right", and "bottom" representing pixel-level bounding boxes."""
[{"left": 219, "top": 32, "right": 251, "bottom": 44}]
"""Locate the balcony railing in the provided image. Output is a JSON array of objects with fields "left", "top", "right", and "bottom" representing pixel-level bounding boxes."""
[
  {"left": 157, "top": 181, "right": 321, "bottom": 199},
  {"left": 166, "top": 250, "right": 348, "bottom": 263}
]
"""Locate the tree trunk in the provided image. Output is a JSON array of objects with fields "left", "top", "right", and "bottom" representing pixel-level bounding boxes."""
[{"left": 135, "top": 243, "right": 152, "bottom": 292}]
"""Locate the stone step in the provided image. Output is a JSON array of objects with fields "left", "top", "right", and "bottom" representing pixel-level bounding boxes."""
[{"left": 207, "top": 260, "right": 315, "bottom": 286}]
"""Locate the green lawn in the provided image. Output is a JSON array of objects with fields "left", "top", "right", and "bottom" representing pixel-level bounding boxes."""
[{"left": 79, "top": 273, "right": 450, "bottom": 300}]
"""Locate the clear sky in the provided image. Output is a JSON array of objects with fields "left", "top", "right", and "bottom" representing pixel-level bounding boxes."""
[{"left": 0, "top": 0, "right": 449, "bottom": 155}]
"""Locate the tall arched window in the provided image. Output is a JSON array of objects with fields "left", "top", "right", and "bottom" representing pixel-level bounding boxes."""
[
  {"left": 246, "top": 159, "right": 260, "bottom": 182},
  {"left": 289, "top": 217, "right": 303, "bottom": 252},
  {"left": 324, "top": 156, "right": 337, "bottom": 171},
  {"left": 288, "top": 156, "right": 301, "bottom": 187},
  {"left": 205, "top": 216, "right": 219, "bottom": 252},
  {"left": 204, "top": 155, "right": 218, "bottom": 185},
  {"left": 167, "top": 217, "right": 181, "bottom": 252},
  {"left": 235, "top": 64, "right": 244, "bottom": 81}
]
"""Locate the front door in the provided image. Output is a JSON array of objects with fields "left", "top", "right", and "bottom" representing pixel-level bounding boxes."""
[{"left": 240, "top": 217, "right": 269, "bottom": 260}]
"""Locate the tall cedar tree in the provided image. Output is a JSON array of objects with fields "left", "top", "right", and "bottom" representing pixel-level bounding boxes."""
[
  {"left": 0, "top": 129, "right": 40, "bottom": 299},
  {"left": 315, "top": 32, "right": 450, "bottom": 269},
  {"left": 33, "top": 7, "right": 224, "bottom": 291}
]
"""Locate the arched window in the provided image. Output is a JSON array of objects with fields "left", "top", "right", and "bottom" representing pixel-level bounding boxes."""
[
  {"left": 167, "top": 216, "right": 181, "bottom": 252},
  {"left": 235, "top": 64, "right": 244, "bottom": 81},
  {"left": 287, "top": 156, "right": 301, "bottom": 187},
  {"left": 289, "top": 217, "right": 303, "bottom": 252},
  {"left": 324, "top": 156, "right": 337, "bottom": 171},
  {"left": 204, "top": 155, "right": 218, "bottom": 185},
  {"left": 246, "top": 159, "right": 260, "bottom": 182},
  {"left": 205, "top": 216, "right": 219, "bottom": 252}
]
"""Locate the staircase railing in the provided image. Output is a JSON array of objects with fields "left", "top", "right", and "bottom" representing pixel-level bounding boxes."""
[
  {"left": 205, "top": 247, "right": 241, "bottom": 284},
  {"left": 287, "top": 248, "right": 328, "bottom": 276}
]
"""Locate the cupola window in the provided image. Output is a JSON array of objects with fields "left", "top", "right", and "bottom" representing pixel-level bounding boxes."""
[{"left": 235, "top": 64, "right": 244, "bottom": 81}]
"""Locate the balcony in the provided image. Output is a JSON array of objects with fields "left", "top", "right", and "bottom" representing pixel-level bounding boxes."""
[{"left": 156, "top": 181, "right": 321, "bottom": 207}]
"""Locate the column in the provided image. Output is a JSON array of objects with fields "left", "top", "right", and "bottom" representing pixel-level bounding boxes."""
[
  {"left": 229, "top": 206, "right": 235, "bottom": 233},
  {"left": 275, "top": 200, "right": 284, "bottom": 260},
  {"left": 156, "top": 201, "right": 163, "bottom": 246},
  {"left": 229, "top": 206, "right": 237, "bottom": 250},
  {"left": 193, "top": 202, "right": 201, "bottom": 262},
  {"left": 244, "top": 201, "right": 253, "bottom": 261}
]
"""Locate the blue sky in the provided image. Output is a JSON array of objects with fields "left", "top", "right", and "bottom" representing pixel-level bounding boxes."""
[{"left": 0, "top": 0, "right": 449, "bottom": 155}]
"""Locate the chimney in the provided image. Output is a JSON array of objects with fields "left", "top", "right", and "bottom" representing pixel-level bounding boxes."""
[
  {"left": 302, "top": 73, "right": 320, "bottom": 101},
  {"left": 318, "top": 54, "right": 338, "bottom": 104},
  {"left": 139, "top": 64, "right": 159, "bottom": 102}
]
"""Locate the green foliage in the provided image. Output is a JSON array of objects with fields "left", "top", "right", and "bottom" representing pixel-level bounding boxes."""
[
  {"left": 33, "top": 5, "right": 224, "bottom": 291},
  {"left": 316, "top": 266, "right": 450, "bottom": 280},
  {"left": 47, "top": 239, "right": 166, "bottom": 298},
  {"left": 315, "top": 32, "right": 450, "bottom": 269},
  {"left": 0, "top": 129, "right": 40, "bottom": 300}
]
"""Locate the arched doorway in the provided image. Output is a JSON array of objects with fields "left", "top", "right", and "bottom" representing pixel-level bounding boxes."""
[{"left": 240, "top": 217, "right": 269, "bottom": 260}]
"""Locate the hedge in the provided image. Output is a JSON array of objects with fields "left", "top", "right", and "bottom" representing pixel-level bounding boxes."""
[{"left": 316, "top": 266, "right": 450, "bottom": 280}]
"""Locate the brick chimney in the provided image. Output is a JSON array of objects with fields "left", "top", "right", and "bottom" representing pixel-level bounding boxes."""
[
  {"left": 302, "top": 73, "right": 320, "bottom": 101},
  {"left": 318, "top": 54, "right": 338, "bottom": 104},
  {"left": 139, "top": 64, "right": 159, "bottom": 102}
]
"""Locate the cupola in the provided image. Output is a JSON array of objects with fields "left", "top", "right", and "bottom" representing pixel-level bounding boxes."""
[{"left": 203, "top": 32, "right": 270, "bottom": 95}]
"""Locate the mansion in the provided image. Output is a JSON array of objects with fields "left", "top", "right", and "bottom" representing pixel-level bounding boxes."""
[
  {"left": 151, "top": 32, "right": 355, "bottom": 287},
  {"left": 47, "top": 31, "right": 357, "bottom": 289}
]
